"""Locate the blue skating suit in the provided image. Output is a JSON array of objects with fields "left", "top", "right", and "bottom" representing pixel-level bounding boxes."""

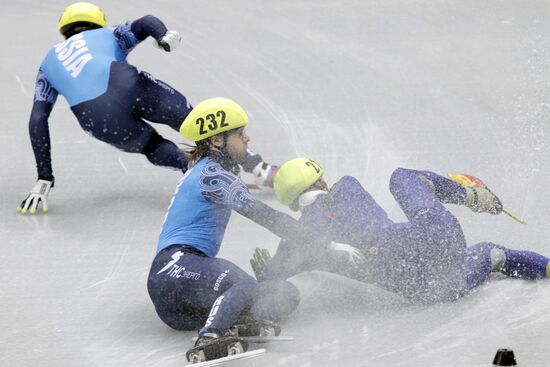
[
  {"left": 148, "top": 156, "right": 310, "bottom": 333},
  {"left": 29, "top": 15, "right": 193, "bottom": 180},
  {"left": 157, "top": 157, "right": 253, "bottom": 257},
  {"left": 265, "top": 168, "right": 549, "bottom": 303}
]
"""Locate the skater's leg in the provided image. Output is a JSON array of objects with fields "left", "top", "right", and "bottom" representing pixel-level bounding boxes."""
[
  {"left": 389, "top": 168, "right": 454, "bottom": 220},
  {"left": 148, "top": 246, "right": 258, "bottom": 334},
  {"left": 500, "top": 247, "right": 549, "bottom": 279},
  {"left": 73, "top": 96, "right": 188, "bottom": 171},
  {"left": 389, "top": 168, "right": 467, "bottom": 302},
  {"left": 133, "top": 70, "right": 193, "bottom": 131},
  {"left": 389, "top": 168, "right": 467, "bottom": 257},
  {"left": 464, "top": 242, "right": 501, "bottom": 291},
  {"left": 184, "top": 279, "right": 298, "bottom": 361},
  {"left": 412, "top": 170, "right": 467, "bottom": 205},
  {"left": 391, "top": 169, "right": 501, "bottom": 213},
  {"left": 142, "top": 131, "right": 188, "bottom": 170},
  {"left": 465, "top": 241, "right": 550, "bottom": 291},
  {"left": 152, "top": 303, "right": 207, "bottom": 331},
  {"left": 148, "top": 248, "right": 209, "bottom": 331},
  {"left": 245, "top": 280, "right": 300, "bottom": 322}
]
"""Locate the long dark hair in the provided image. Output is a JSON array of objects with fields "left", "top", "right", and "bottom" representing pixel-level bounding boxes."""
[
  {"left": 183, "top": 133, "right": 240, "bottom": 175},
  {"left": 184, "top": 140, "right": 211, "bottom": 168}
]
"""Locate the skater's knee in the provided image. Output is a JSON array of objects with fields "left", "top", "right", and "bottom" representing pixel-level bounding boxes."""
[
  {"left": 270, "top": 280, "right": 300, "bottom": 311},
  {"left": 142, "top": 131, "right": 187, "bottom": 169},
  {"left": 252, "top": 280, "right": 300, "bottom": 320},
  {"left": 389, "top": 168, "right": 408, "bottom": 188},
  {"left": 155, "top": 308, "right": 204, "bottom": 331},
  {"left": 469, "top": 242, "right": 506, "bottom": 272},
  {"left": 389, "top": 168, "right": 430, "bottom": 199},
  {"left": 142, "top": 131, "right": 164, "bottom": 155}
]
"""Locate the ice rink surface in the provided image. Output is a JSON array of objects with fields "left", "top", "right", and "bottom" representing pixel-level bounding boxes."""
[{"left": 2, "top": 1, "right": 550, "bottom": 366}]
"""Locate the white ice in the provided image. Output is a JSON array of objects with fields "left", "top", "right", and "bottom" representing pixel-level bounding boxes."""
[{"left": 2, "top": 1, "right": 550, "bottom": 366}]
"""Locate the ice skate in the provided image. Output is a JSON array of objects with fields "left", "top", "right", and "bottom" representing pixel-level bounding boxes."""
[
  {"left": 448, "top": 173, "right": 503, "bottom": 214},
  {"left": 229, "top": 320, "right": 281, "bottom": 337},
  {"left": 186, "top": 332, "right": 248, "bottom": 363}
]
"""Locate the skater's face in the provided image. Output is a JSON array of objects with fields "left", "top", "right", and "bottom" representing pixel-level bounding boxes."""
[
  {"left": 210, "top": 127, "right": 250, "bottom": 163},
  {"left": 225, "top": 127, "right": 250, "bottom": 163}
]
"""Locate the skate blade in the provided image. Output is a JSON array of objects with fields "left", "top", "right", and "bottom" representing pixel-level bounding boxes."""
[
  {"left": 240, "top": 336, "right": 294, "bottom": 343},
  {"left": 192, "top": 336, "right": 293, "bottom": 343},
  {"left": 186, "top": 348, "right": 266, "bottom": 366}
]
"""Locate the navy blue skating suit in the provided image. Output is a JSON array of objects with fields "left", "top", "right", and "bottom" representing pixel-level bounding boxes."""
[
  {"left": 30, "top": 15, "right": 191, "bottom": 179},
  {"left": 264, "top": 168, "right": 549, "bottom": 303},
  {"left": 147, "top": 154, "right": 327, "bottom": 334}
]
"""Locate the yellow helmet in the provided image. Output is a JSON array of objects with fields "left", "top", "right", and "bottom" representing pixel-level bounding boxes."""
[
  {"left": 58, "top": 2, "right": 107, "bottom": 35},
  {"left": 274, "top": 157, "right": 324, "bottom": 206},
  {"left": 180, "top": 97, "right": 248, "bottom": 142}
]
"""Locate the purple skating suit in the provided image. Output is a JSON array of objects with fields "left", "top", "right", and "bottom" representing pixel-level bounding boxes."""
[{"left": 265, "top": 168, "right": 549, "bottom": 303}]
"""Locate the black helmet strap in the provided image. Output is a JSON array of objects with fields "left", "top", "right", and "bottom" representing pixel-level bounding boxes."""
[{"left": 60, "top": 21, "right": 102, "bottom": 38}]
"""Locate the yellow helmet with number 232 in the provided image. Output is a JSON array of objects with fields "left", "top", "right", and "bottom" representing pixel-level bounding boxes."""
[{"left": 179, "top": 97, "right": 248, "bottom": 142}]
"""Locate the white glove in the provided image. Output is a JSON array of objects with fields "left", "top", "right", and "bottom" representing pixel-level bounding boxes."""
[
  {"left": 252, "top": 162, "right": 279, "bottom": 187},
  {"left": 17, "top": 179, "right": 54, "bottom": 214},
  {"left": 327, "top": 242, "right": 366, "bottom": 267},
  {"left": 155, "top": 30, "right": 181, "bottom": 51}
]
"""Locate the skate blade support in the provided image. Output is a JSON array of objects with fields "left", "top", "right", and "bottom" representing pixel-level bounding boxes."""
[
  {"left": 186, "top": 348, "right": 266, "bottom": 366},
  {"left": 192, "top": 336, "right": 294, "bottom": 343},
  {"left": 238, "top": 335, "right": 294, "bottom": 343}
]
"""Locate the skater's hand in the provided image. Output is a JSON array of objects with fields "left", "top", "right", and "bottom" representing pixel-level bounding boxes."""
[
  {"left": 17, "top": 177, "right": 54, "bottom": 215},
  {"left": 327, "top": 242, "right": 365, "bottom": 267},
  {"left": 253, "top": 162, "right": 279, "bottom": 188},
  {"left": 155, "top": 30, "right": 181, "bottom": 51},
  {"left": 250, "top": 248, "right": 272, "bottom": 281}
]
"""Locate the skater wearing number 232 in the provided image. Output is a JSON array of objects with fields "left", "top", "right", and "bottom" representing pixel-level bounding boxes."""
[{"left": 147, "top": 98, "right": 346, "bottom": 363}]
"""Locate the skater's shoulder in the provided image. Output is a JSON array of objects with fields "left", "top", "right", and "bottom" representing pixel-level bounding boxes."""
[{"left": 331, "top": 175, "right": 365, "bottom": 194}]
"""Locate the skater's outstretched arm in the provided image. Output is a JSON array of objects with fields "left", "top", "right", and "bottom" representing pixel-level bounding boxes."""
[
  {"left": 18, "top": 70, "right": 58, "bottom": 214},
  {"left": 113, "top": 15, "right": 180, "bottom": 54}
]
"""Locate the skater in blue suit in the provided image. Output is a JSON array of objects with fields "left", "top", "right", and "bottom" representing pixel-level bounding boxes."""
[
  {"left": 18, "top": 2, "right": 275, "bottom": 215},
  {"left": 251, "top": 158, "right": 550, "bottom": 303},
  {"left": 147, "top": 99, "right": 354, "bottom": 363}
]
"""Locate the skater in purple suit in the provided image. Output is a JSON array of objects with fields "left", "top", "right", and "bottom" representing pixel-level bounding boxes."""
[{"left": 251, "top": 158, "right": 550, "bottom": 303}]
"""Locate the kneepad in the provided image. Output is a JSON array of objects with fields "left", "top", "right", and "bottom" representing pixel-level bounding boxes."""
[
  {"left": 490, "top": 248, "right": 506, "bottom": 272},
  {"left": 469, "top": 242, "right": 507, "bottom": 273}
]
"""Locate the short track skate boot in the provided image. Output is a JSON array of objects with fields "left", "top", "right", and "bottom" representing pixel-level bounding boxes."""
[
  {"left": 230, "top": 320, "right": 281, "bottom": 337},
  {"left": 448, "top": 173, "right": 503, "bottom": 214},
  {"left": 186, "top": 332, "right": 248, "bottom": 363}
]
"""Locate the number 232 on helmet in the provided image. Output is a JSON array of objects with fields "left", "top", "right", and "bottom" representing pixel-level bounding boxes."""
[{"left": 179, "top": 97, "right": 249, "bottom": 142}]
